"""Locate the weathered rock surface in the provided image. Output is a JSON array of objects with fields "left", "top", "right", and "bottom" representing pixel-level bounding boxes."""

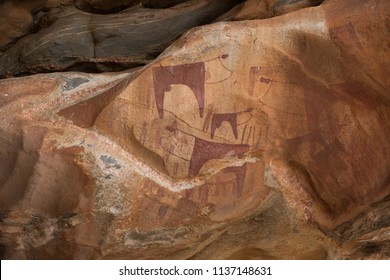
[
  {"left": 220, "top": 0, "right": 324, "bottom": 21},
  {"left": 76, "top": 0, "right": 140, "bottom": 13},
  {"left": 0, "top": 0, "right": 389, "bottom": 259},
  {"left": 0, "top": 0, "right": 47, "bottom": 52},
  {"left": 0, "top": 0, "right": 243, "bottom": 78}
]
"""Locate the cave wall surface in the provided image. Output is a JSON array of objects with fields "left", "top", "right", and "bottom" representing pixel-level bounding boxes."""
[{"left": 0, "top": 0, "right": 389, "bottom": 259}]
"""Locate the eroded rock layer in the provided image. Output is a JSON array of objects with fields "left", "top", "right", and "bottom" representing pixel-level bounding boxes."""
[
  {"left": 0, "top": 0, "right": 389, "bottom": 259},
  {"left": 0, "top": 0, "right": 244, "bottom": 77}
]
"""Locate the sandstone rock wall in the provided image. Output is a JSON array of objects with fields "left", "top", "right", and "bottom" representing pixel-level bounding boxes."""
[{"left": 0, "top": 0, "right": 389, "bottom": 259}]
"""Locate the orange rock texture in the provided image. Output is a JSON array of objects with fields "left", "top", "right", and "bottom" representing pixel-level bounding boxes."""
[{"left": 0, "top": 0, "right": 389, "bottom": 259}]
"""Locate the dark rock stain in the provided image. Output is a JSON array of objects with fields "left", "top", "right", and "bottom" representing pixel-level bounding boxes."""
[
  {"left": 63, "top": 77, "right": 89, "bottom": 91},
  {"left": 100, "top": 155, "right": 121, "bottom": 169}
]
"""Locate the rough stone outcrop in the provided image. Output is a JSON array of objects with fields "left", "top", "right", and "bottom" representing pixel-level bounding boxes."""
[
  {"left": 0, "top": 0, "right": 243, "bottom": 77},
  {"left": 0, "top": 0, "right": 47, "bottom": 52},
  {"left": 0, "top": 0, "right": 389, "bottom": 259}
]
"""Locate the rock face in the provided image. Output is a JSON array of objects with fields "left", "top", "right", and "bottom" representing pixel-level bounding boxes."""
[
  {"left": 0, "top": 0, "right": 389, "bottom": 259},
  {"left": 0, "top": 0, "right": 47, "bottom": 52},
  {"left": 221, "top": 0, "right": 323, "bottom": 21},
  {"left": 0, "top": 0, "right": 243, "bottom": 77}
]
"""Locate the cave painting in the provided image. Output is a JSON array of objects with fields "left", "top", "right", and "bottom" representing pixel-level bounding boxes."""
[
  {"left": 165, "top": 124, "right": 249, "bottom": 177},
  {"left": 248, "top": 66, "right": 274, "bottom": 96},
  {"left": 223, "top": 164, "right": 247, "bottom": 197},
  {"left": 189, "top": 137, "right": 249, "bottom": 177},
  {"left": 211, "top": 108, "right": 253, "bottom": 139},
  {"left": 149, "top": 59, "right": 253, "bottom": 180},
  {"left": 249, "top": 63, "right": 344, "bottom": 157},
  {"left": 152, "top": 62, "right": 205, "bottom": 119}
]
